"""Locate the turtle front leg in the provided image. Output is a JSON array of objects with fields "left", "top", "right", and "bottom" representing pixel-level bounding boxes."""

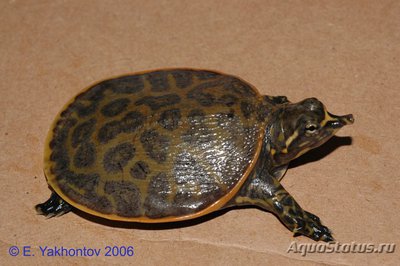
[
  {"left": 35, "top": 192, "right": 72, "bottom": 218},
  {"left": 232, "top": 171, "right": 333, "bottom": 242}
]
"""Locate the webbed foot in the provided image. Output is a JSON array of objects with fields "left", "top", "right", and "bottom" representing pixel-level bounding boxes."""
[
  {"left": 292, "top": 211, "right": 333, "bottom": 242},
  {"left": 268, "top": 187, "right": 334, "bottom": 242},
  {"left": 233, "top": 171, "right": 334, "bottom": 242},
  {"left": 35, "top": 192, "right": 72, "bottom": 218}
]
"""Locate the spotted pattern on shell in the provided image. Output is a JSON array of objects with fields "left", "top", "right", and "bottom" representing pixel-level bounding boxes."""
[
  {"left": 146, "top": 71, "right": 170, "bottom": 92},
  {"left": 104, "top": 181, "right": 142, "bottom": 217},
  {"left": 171, "top": 70, "right": 193, "bottom": 88},
  {"left": 101, "top": 98, "right": 130, "bottom": 117},
  {"left": 135, "top": 94, "right": 181, "bottom": 110},
  {"left": 140, "top": 130, "right": 170, "bottom": 163},
  {"left": 103, "top": 142, "right": 136, "bottom": 173},
  {"left": 44, "top": 69, "right": 269, "bottom": 220},
  {"left": 98, "top": 121, "right": 121, "bottom": 144},
  {"left": 108, "top": 75, "right": 144, "bottom": 94},
  {"left": 130, "top": 161, "right": 150, "bottom": 180},
  {"left": 158, "top": 108, "right": 181, "bottom": 130},
  {"left": 143, "top": 172, "right": 173, "bottom": 218},
  {"left": 71, "top": 118, "right": 96, "bottom": 148},
  {"left": 73, "top": 142, "right": 96, "bottom": 168}
]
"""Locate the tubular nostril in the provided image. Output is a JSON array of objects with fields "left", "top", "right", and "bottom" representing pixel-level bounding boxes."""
[
  {"left": 339, "top": 114, "right": 354, "bottom": 125},
  {"left": 345, "top": 114, "right": 354, "bottom": 124},
  {"left": 327, "top": 112, "right": 354, "bottom": 127}
]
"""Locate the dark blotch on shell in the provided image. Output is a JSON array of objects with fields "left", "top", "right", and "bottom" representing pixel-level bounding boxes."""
[
  {"left": 195, "top": 70, "right": 220, "bottom": 80},
  {"left": 135, "top": 94, "right": 181, "bottom": 110},
  {"left": 158, "top": 108, "right": 181, "bottom": 131},
  {"left": 60, "top": 183, "right": 113, "bottom": 215},
  {"left": 120, "top": 111, "right": 145, "bottom": 133},
  {"left": 75, "top": 83, "right": 106, "bottom": 102},
  {"left": 224, "top": 78, "right": 256, "bottom": 97},
  {"left": 60, "top": 108, "right": 73, "bottom": 119},
  {"left": 97, "top": 111, "right": 145, "bottom": 143},
  {"left": 130, "top": 161, "right": 150, "bottom": 180},
  {"left": 97, "top": 120, "right": 122, "bottom": 144},
  {"left": 104, "top": 181, "right": 142, "bottom": 217},
  {"left": 187, "top": 76, "right": 255, "bottom": 106},
  {"left": 49, "top": 118, "right": 77, "bottom": 174},
  {"left": 57, "top": 170, "right": 100, "bottom": 192},
  {"left": 107, "top": 75, "right": 144, "bottom": 94},
  {"left": 50, "top": 149, "right": 70, "bottom": 174},
  {"left": 144, "top": 172, "right": 174, "bottom": 218},
  {"left": 218, "top": 94, "right": 238, "bottom": 107},
  {"left": 140, "top": 130, "right": 170, "bottom": 163},
  {"left": 51, "top": 118, "right": 78, "bottom": 148},
  {"left": 146, "top": 71, "right": 170, "bottom": 92},
  {"left": 103, "top": 142, "right": 136, "bottom": 173},
  {"left": 85, "top": 193, "right": 113, "bottom": 214},
  {"left": 71, "top": 118, "right": 96, "bottom": 148},
  {"left": 241, "top": 101, "right": 256, "bottom": 118},
  {"left": 182, "top": 109, "right": 213, "bottom": 144},
  {"left": 171, "top": 70, "right": 193, "bottom": 88},
  {"left": 70, "top": 101, "right": 98, "bottom": 118},
  {"left": 73, "top": 142, "right": 96, "bottom": 168},
  {"left": 70, "top": 84, "right": 105, "bottom": 117},
  {"left": 187, "top": 81, "right": 219, "bottom": 106},
  {"left": 101, "top": 98, "right": 130, "bottom": 117}
]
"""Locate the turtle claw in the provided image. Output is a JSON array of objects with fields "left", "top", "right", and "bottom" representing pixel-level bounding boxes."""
[
  {"left": 293, "top": 211, "right": 334, "bottom": 242},
  {"left": 308, "top": 224, "right": 334, "bottom": 242},
  {"left": 321, "top": 233, "right": 334, "bottom": 242}
]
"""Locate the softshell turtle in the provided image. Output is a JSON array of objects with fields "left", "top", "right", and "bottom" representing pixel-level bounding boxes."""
[{"left": 36, "top": 69, "right": 354, "bottom": 241}]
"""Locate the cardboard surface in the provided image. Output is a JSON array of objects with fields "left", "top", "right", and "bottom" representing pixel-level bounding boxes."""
[{"left": 1, "top": 1, "right": 399, "bottom": 265}]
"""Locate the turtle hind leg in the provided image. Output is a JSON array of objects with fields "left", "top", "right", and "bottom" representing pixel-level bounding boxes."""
[{"left": 35, "top": 192, "right": 72, "bottom": 218}]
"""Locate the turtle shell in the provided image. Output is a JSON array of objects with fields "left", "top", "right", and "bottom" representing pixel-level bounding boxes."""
[{"left": 45, "top": 69, "right": 268, "bottom": 222}]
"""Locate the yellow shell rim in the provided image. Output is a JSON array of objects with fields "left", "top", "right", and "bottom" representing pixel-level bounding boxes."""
[{"left": 43, "top": 67, "right": 265, "bottom": 222}]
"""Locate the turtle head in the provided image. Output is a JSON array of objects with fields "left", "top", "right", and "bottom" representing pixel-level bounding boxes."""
[{"left": 268, "top": 97, "right": 354, "bottom": 166}]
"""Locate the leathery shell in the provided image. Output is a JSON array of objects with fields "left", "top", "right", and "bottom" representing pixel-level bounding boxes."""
[{"left": 44, "top": 69, "right": 267, "bottom": 222}]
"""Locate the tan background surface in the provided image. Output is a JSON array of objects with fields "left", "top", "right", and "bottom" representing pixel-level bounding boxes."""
[{"left": 1, "top": 1, "right": 399, "bottom": 265}]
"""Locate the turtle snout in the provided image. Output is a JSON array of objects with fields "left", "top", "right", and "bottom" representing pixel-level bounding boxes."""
[
  {"left": 326, "top": 112, "right": 354, "bottom": 128},
  {"left": 340, "top": 114, "right": 354, "bottom": 125}
]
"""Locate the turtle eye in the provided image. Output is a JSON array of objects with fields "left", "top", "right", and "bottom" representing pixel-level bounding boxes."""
[{"left": 305, "top": 123, "right": 318, "bottom": 135}]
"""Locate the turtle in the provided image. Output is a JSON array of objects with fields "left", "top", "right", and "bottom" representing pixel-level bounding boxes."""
[{"left": 36, "top": 68, "right": 354, "bottom": 241}]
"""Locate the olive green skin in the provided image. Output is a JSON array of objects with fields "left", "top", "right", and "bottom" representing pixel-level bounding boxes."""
[{"left": 36, "top": 69, "right": 354, "bottom": 242}]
